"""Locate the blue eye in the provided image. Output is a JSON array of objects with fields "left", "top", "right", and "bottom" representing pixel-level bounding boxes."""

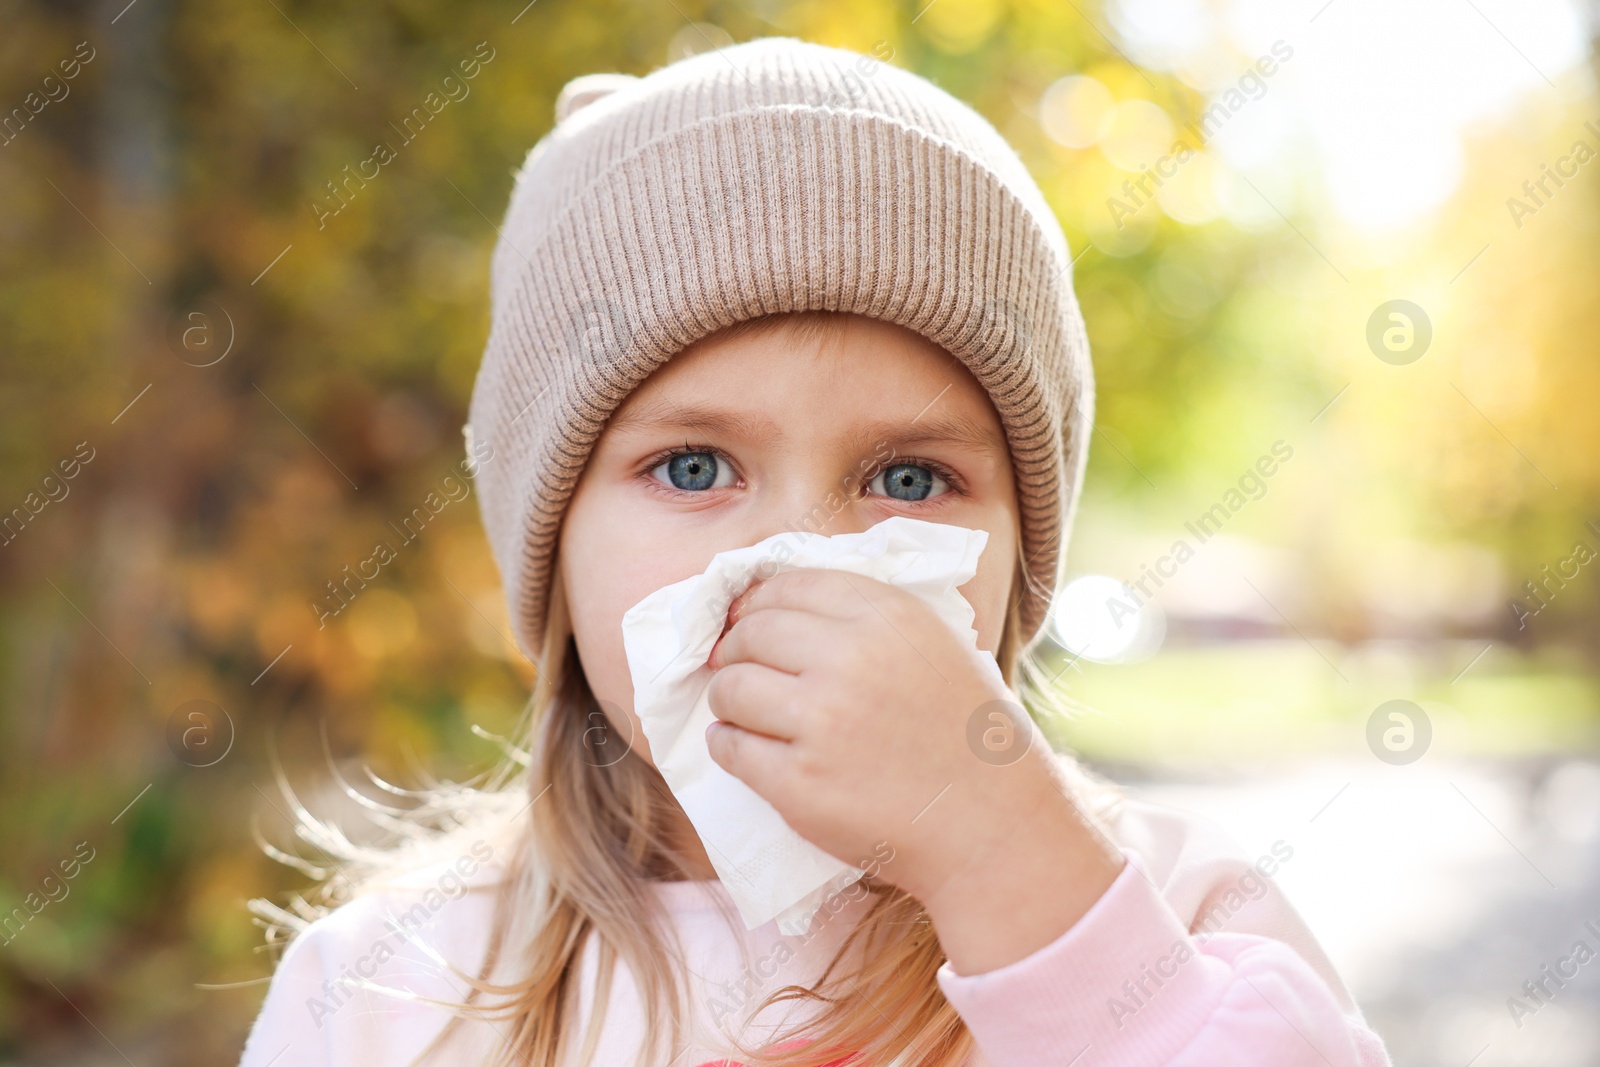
[
  {"left": 652, "top": 450, "right": 734, "bottom": 491},
  {"left": 870, "top": 462, "right": 947, "bottom": 502}
]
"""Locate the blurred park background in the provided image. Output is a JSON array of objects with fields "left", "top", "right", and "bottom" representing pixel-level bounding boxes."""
[{"left": 2, "top": 0, "right": 1599, "bottom": 1063}]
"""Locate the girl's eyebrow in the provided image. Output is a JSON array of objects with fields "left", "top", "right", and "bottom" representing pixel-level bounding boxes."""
[
  {"left": 604, "top": 398, "right": 779, "bottom": 441},
  {"left": 854, "top": 412, "right": 1008, "bottom": 460},
  {"left": 606, "top": 398, "right": 1006, "bottom": 459}
]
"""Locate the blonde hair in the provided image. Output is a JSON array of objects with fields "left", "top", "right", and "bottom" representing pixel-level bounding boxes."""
[{"left": 249, "top": 317, "right": 1125, "bottom": 1067}]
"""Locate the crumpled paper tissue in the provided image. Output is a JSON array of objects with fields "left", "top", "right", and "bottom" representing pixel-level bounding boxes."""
[{"left": 620, "top": 515, "right": 998, "bottom": 935}]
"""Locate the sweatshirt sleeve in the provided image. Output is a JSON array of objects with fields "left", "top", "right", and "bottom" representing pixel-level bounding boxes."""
[{"left": 934, "top": 848, "right": 1392, "bottom": 1067}]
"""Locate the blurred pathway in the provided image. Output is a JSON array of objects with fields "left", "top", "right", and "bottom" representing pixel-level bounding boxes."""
[{"left": 1124, "top": 757, "right": 1600, "bottom": 1067}]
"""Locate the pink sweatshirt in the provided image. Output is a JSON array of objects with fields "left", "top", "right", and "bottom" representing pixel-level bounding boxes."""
[{"left": 237, "top": 795, "right": 1391, "bottom": 1066}]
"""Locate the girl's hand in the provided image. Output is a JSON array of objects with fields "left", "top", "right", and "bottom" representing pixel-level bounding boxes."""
[{"left": 703, "top": 567, "right": 1113, "bottom": 924}]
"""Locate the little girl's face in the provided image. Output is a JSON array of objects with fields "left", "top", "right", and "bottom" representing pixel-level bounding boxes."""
[{"left": 557, "top": 313, "right": 1020, "bottom": 768}]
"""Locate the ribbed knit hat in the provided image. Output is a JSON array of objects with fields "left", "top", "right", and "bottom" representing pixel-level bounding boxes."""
[{"left": 466, "top": 36, "right": 1094, "bottom": 660}]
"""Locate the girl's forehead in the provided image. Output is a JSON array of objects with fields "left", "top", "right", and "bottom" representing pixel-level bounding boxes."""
[
  {"left": 632, "top": 314, "right": 970, "bottom": 397},
  {"left": 609, "top": 319, "right": 1003, "bottom": 436}
]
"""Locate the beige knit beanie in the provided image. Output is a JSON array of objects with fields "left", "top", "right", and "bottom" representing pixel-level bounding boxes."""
[{"left": 466, "top": 36, "right": 1094, "bottom": 660}]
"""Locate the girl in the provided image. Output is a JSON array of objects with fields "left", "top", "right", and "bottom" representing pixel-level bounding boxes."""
[{"left": 239, "top": 36, "right": 1391, "bottom": 1067}]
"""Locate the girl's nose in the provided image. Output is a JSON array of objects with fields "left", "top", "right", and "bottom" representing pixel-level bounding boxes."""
[{"left": 756, "top": 473, "right": 876, "bottom": 541}]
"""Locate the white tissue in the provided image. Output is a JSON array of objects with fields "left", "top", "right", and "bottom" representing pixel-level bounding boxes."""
[{"left": 620, "top": 515, "right": 994, "bottom": 936}]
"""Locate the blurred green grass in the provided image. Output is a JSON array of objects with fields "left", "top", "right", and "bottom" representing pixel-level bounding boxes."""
[{"left": 1047, "top": 641, "right": 1600, "bottom": 765}]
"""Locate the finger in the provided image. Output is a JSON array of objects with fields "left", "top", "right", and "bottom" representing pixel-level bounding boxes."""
[
  {"left": 705, "top": 661, "right": 803, "bottom": 740},
  {"left": 730, "top": 567, "right": 885, "bottom": 625},
  {"left": 705, "top": 718, "right": 790, "bottom": 792},
  {"left": 710, "top": 607, "right": 836, "bottom": 674}
]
